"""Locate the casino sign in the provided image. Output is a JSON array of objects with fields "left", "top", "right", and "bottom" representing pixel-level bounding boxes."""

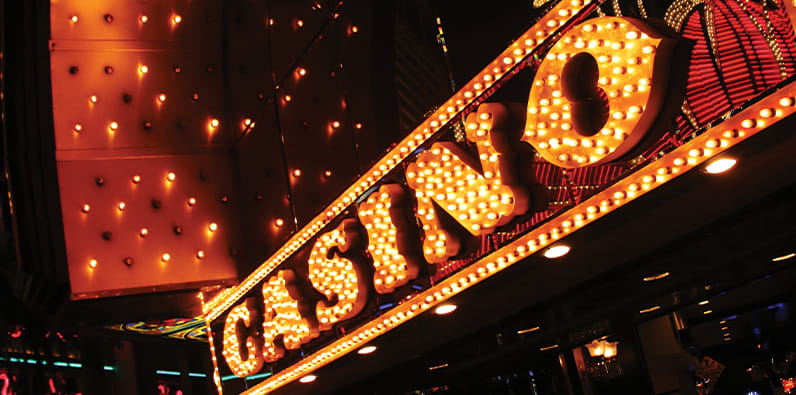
[{"left": 199, "top": 0, "right": 796, "bottom": 393}]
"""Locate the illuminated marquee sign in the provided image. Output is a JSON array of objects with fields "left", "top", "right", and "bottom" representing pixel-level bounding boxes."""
[{"left": 203, "top": 0, "right": 796, "bottom": 393}]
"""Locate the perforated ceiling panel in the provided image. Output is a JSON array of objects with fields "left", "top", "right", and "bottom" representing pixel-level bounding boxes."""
[{"left": 51, "top": 0, "right": 239, "bottom": 299}]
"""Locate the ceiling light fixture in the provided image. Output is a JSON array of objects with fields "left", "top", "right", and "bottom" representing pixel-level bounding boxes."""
[
  {"left": 772, "top": 252, "right": 796, "bottom": 262},
  {"left": 639, "top": 305, "right": 660, "bottom": 314},
  {"left": 698, "top": 300, "right": 709, "bottom": 306},
  {"left": 434, "top": 304, "right": 457, "bottom": 315},
  {"left": 298, "top": 375, "right": 316, "bottom": 383},
  {"left": 517, "top": 326, "right": 540, "bottom": 335},
  {"left": 357, "top": 346, "right": 377, "bottom": 355},
  {"left": 543, "top": 244, "right": 570, "bottom": 259},
  {"left": 643, "top": 272, "right": 670, "bottom": 282},
  {"left": 704, "top": 157, "right": 737, "bottom": 174}
]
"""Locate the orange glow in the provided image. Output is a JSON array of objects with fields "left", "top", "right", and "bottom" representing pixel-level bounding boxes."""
[
  {"left": 523, "top": 17, "right": 677, "bottom": 168},
  {"left": 172, "top": 14, "right": 183, "bottom": 24},
  {"left": 351, "top": 26, "right": 359, "bottom": 33},
  {"left": 274, "top": 218, "right": 284, "bottom": 227},
  {"left": 73, "top": 124, "right": 82, "bottom": 133},
  {"left": 208, "top": 222, "right": 218, "bottom": 232},
  {"left": 132, "top": 175, "right": 141, "bottom": 184},
  {"left": 323, "top": 170, "right": 332, "bottom": 177},
  {"left": 297, "top": 67, "right": 307, "bottom": 76},
  {"left": 166, "top": 172, "right": 176, "bottom": 182},
  {"left": 139, "top": 228, "right": 149, "bottom": 238},
  {"left": 196, "top": 250, "right": 206, "bottom": 259},
  {"left": 222, "top": 301, "right": 264, "bottom": 377},
  {"left": 139, "top": 15, "right": 149, "bottom": 24},
  {"left": 209, "top": 118, "right": 220, "bottom": 128},
  {"left": 331, "top": 121, "right": 341, "bottom": 128},
  {"left": 69, "top": 15, "right": 78, "bottom": 23},
  {"left": 203, "top": 0, "right": 590, "bottom": 331},
  {"left": 161, "top": 253, "right": 171, "bottom": 262},
  {"left": 117, "top": 202, "right": 126, "bottom": 211},
  {"left": 284, "top": 94, "right": 292, "bottom": 103},
  {"left": 89, "top": 95, "right": 98, "bottom": 104},
  {"left": 308, "top": 219, "right": 369, "bottom": 331},
  {"left": 139, "top": 65, "right": 149, "bottom": 74},
  {"left": 296, "top": 19, "right": 304, "bottom": 28},
  {"left": 88, "top": 259, "right": 98, "bottom": 269},
  {"left": 261, "top": 270, "right": 318, "bottom": 363},
  {"left": 354, "top": 123, "right": 363, "bottom": 129},
  {"left": 157, "top": 93, "right": 167, "bottom": 103},
  {"left": 292, "top": 169, "right": 302, "bottom": 177},
  {"left": 187, "top": 197, "right": 197, "bottom": 207},
  {"left": 108, "top": 121, "right": 119, "bottom": 131},
  {"left": 81, "top": 204, "right": 90, "bottom": 213},
  {"left": 406, "top": 103, "right": 530, "bottom": 262},
  {"left": 358, "top": 184, "right": 422, "bottom": 293}
]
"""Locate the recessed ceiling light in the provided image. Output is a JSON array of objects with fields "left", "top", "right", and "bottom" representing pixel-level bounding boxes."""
[
  {"left": 434, "top": 304, "right": 457, "bottom": 315},
  {"left": 357, "top": 346, "right": 377, "bottom": 355},
  {"left": 772, "top": 252, "right": 796, "bottom": 262},
  {"left": 643, "top": 272, "right": 670, "bottom": 282},
  {"left": 299, "top": 375, "right": 317, "bottom": 383},
  {"left": 704, "top": 157, "right": 737, "bottom": 174},
  {"left": 543, "top": 245, "right": 570, "bottom": 259}
]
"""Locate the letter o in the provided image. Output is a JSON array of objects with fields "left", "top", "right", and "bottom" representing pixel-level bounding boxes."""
[{"left": 523, "top": 17, "right": 677, "bottom": 168}]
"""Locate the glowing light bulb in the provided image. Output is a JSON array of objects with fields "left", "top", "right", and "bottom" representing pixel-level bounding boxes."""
[
  {"left": 293, "top": 169, "right": 302, "bottom": 177},
  {"left": 357, "top": 345, "right": 376, "bottom": 355},
  {"left": 109, "top": 121, "right": 119, "bottom": 131},
  {"left": 117, "top": 202, "right": 126, "bottom": 211},
  {"left": 284, "top": 94, "right": 292, "bottom": 103},
  {"left": 132, "top": 175, "right": 141, "bottom": 184},
  {"left": 172, "top": 15, "right": 182, "bottom": 24},
  {"left": 81, "top": 204, "right": 90, "bottom": 213},
  {"left": 139, "top": 65, "right": 149, "bottom": 74},
  {"left": 297, "top": 67, "right": 307, "bottom": 76},
  {"left": 161, "top": 253, "right": 171, "bottom": 262},
  {"left": 296, "top": 19, "right": 304, "bottom": 28},
  {"left": 208, "top": 222, "right": 218, "bottom": 232},
  {"left": 70, "top": 15, "right": 79, "bottom": 23},
  {"left": 704, "top": 158, "right": 736, "bottom": 174},
  {"left": 139, "top": 15, "right": 149, "bottom": 23},
  {"left": 187, "top": 197, "right": 197, "bottom": 207},
  {"left": 157, "top": 93, "right": 166, "bottom": 102},
  {"left": 209, "top": 118, "right": 220, "bottom": 128},
  {"left": 196, "top": 250, "right": 205, "bottom": 259},
  {"left": 89, "top": 259, "right": 98, "bottom": 269},
  {"left": 73, "top": 124, "right": 82, "bottom": 133},
  {"left": 139, "top": 228, "right": 149, "bottom": 237},
  {"left": 434, "top": 304, "right": 457, "bottom": 315},
  {"left": 331, "top": 121, "right": 341, "bottom": 128},
  {"left": 543, "top": 245, "right": 570, "bottom": 259},
  {"left": 166, "top": 172, "right": 176, "bottom": 182},
  {"left": 275, "top": 218, "right": 284, "bottom": 227},
  {"left": 299, "top": 375, "right": 316, "bottom": 383},
  {"left": 351, "top": 25, "right": 359, "bottom": 33},
  {"left": 89, "top": 95, "right": 98, "bottom": 103}
]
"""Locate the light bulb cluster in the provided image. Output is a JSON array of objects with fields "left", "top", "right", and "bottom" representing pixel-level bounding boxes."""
[
  {"left": 228, "top": 70, "right": 796, "bottom": 395},
  {"left": 66, "top": 13, "right": 180, "bottom": 26},
  {"left": 357, "top": 184, "right": 422, "bottom": 294},
  {"left": 308, "top": 219, "right": 368, "bottom": 331},
  {"left": 204, "top": 0, "right": 591, "bottom": 331},
  {"left": 222, "top": 302, "right": 264, "bottom": 377},
  {"left": 261, "top": 270, "right": 317, "bottom": 363},
  {"left": 523, "top": 17, "right": 673, "bottom": 168}
]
